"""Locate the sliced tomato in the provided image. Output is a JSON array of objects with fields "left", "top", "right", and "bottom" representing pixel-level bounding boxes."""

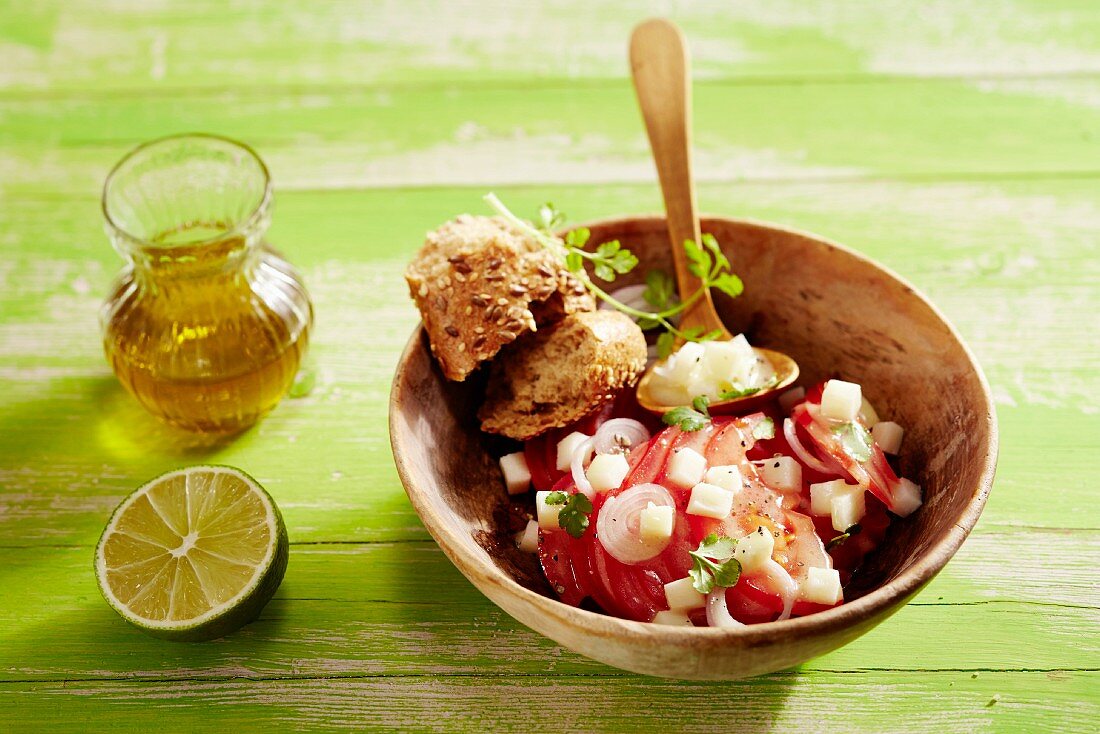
[
  {"left": 524, "top": 390, "right": 658, "bottom": 491},
  {"left": 539, "top": 414, "right": 785, "bottom": 623},
  {"left": 792, "top": 383, "right": 905, "bottom": 513}
]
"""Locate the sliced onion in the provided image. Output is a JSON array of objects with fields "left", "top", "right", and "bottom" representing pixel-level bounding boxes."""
[
  {"left": 595, "top": 483, "right": 674, "bottom": 564},
  {"left": 593, "top": 418, "right": 650, "bottom": 455},
  {"left": 784, "top": 416, "right": 831, "bottom": 474},
  {"left": 570, "top": 436, "right": 597, "bottom": 497},
  {"left": 706, "top": 589, "right": 743, "bottom": 629},
  {"left": 762, "top": 559, "right": 799, "bottom": 621}
]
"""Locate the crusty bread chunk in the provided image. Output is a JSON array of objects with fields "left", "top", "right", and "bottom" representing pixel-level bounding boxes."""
[
  {"left": 406, "top": 215, "right": 594, "bottom": 382},
  {"left": 479, "top": 311, "right": 647, "bottom": 440}
]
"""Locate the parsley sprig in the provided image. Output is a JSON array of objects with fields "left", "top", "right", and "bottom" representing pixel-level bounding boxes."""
[
  {"left": 662, "top": 394, "right": 711, "bottom": 432},
  {"left": 544, "top": 491, "right": 594, "bottom": 539},
  {"left": 688, "top": 533, "right": 742, "bottom": 594},
  {"left": 485, "top": 194, "right": 744, "bottom": 349}
]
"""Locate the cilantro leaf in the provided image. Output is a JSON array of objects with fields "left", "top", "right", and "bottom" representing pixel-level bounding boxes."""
[
  {"left": 565, "top": 251, "right": 584, "bottom": 273},
  {"left": 594, "top": 262, "right": 615, "bottom": 281},
  {"left": 609, "top": 249, "right": 638, "bottom": 274},
  {"left": 683, "top": 239, "right": 711, "bottom": 278},
  {"left": 701, "top": 233, "right": 730, "bottom": 274},
  {"left": 564, "top": 227, "right": 590, "bottom": 248},
  {"left": 662, "top": 406, "right": 709, "bottom": 432},
  {"left": 688, "top": 533, "right": 741, "bottom": 594},
  {"left": 545, "top": 491, "right": 568, "bottom": 505},
  {"left": 557, "top": 492, "right": 593, "bottom": 538},
  {"left": 643, "top": 269, "right": 675, "bottom": 309},
  {"left": 752, "top": 416, "right": 776, "bottom": 440},
  {"left": 711, "top": 272, "right": 744, "bottom": 298},
  {"left": 595, "top": 240, "right": 620, "bottom": 258},
  {"left": 832, "top": 421, "right": 873, "bottom": 463},
  {"left": 636, "top": 315, "right": 661, "bottom": 331},
  {"left": 691, "top": 394, "right": 711, "bottom": 416}
]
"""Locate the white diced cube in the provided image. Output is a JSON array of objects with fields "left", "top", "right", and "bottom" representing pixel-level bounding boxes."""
[
  {"left": 704, "top": 464, "right": 742, "bottom": 493},
  {"left": 667, "top": 447, "right": 707, "bottom": 488},
  {"left": 809, "top": 479, "right": 848, "bottom": 515},
  {"left": 536, "top": 491, "right": 562, "bottom": 530},
  {"left": 663, "top": 577, "right": 705, "bottom": 610},
  {"left": 859, "top": 397, "right": 880, "bottom": 427},
  {"left": 778, "top": 386, "right": 806, "bottom": 412},
  {"left": 499, "top": 452, "right": 531, "bottom": 495},
  {"left": 514, "top": 520, "right": 539, "bottom": 552},
  {"left": 686, "top": 482, "right": 734, "bottom": 519},
  {"left": 872, "top": 421, "right": 904, "bottom": 455},
  {"left": 556, "top": 431, "right": 592, "bottom": 471},
  {"left": 801, "top": 567, "right": 843, "bottom": 605},
  {"left": 830, "top": 487, "right": 866, "bottom": 532},
  {"left": 655, "top": 341, "right": 705, "bottom": 384},
  {"left": 586, "top": 453, "right": 630, "bottom": 494},
  {"left": 734, "top": 527, "right": 775, "bottom": 572},
  {"left": 639, "top": 502, "right": 674, "bottom": 543},
  {"left": 651, "top": 610, "right": 694, "bottom": 626},
  {"left": 820, "top": 379, "right": 862, "bottom": 422},
  {"left": 892, "top": 477, "right": 923, "bottom": 517},
  {"left": 701, "top": 338, "right": 753, "bottom": 384},
  {"left": 756, "top": 456, "right": 802, "bottom": 493}
]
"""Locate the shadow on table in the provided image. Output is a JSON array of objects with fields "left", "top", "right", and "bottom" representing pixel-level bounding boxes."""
[
  {"left": 2, "top": 596, "right": 293, "bottom": 681},
  {"left": 1, "top": 376, "right": 248, "bottom": 470}
]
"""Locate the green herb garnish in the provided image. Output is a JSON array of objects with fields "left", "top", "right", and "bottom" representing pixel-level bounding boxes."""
[
  {"left": 688, "top": 533, "right": 742, "bottom": 594},
  {"left": 752, "top": 416, "right": 776, "bottom": 441},
  {"left": 832, "top": 421, "right": 873, "bottom": 463},
  {"left": 663, "top": 405, "right": 710, "bottom": 432},
  {"left": 544, "top": 491, "right": 593, "bottom": 539},
  {"left": 825, "top": 523, "right": 863, "bottom": 551},
  {"left": 485, "top": 194, "right": 745, "bottom": 349}
]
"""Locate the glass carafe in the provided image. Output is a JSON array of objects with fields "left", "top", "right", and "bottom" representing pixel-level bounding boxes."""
[{"left": 100, "top": 134, "right": 313, "bottom": 434}]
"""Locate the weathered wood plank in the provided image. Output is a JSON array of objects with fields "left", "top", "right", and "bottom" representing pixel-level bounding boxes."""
[
  {"left": 3, "top": 0, "right": 1100, "bottom": 94},
  {"left": 0, "top": 532, "right": 1096, "bottom": 682},
  {"left": 0, "top": 672, "right": 1095, "bottom": 733},
  {"left": 2, "top": 78, "right": 1100, "bottom": 198}
]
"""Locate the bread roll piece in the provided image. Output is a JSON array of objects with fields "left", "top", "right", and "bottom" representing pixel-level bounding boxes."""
[
  {"left": 406, "top": 215, "right": 594, "bottom": 382},
  {"left": 479, "top": 311, "right": 648, "bottom": 440}
]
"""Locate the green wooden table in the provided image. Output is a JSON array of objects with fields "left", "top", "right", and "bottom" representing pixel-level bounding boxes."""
[{"left": 2, "top": 2, "right": 1098, "bottom": 731}]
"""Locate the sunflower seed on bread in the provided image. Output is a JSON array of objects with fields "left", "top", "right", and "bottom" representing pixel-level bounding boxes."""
[
  {"left": 405, "top": 215, "right": 594, "bottom": 382},
  {"left": 478, "top": 310, "right": 648, "bottom": 440}
]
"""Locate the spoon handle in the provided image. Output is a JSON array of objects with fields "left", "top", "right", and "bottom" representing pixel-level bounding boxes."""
[{"left": 629, "top": 18, "right": 726, "bottom": 337}]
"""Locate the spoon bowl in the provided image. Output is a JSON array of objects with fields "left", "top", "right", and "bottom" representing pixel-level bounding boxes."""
[
  {"left": 390, "top": 213, "right": 997, "bottom": 679},
  {"left": 635, "top": 346, "right": 799, "bottom": 416}
]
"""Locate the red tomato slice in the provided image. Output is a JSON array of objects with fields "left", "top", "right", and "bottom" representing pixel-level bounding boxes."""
[
  {"left": 793, "top": 383, "right": 905, "bottom": 513},
  {"left": 524, "top": 390, "right": 659, "bottom": 491}
]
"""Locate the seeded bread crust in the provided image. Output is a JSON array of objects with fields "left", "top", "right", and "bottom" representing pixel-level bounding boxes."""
[
  {"left": 405, "top": 215, "right": 594, "bottom": 382},
  {"left": 478, "top": 311, "right": 648, "bottom": 440}
]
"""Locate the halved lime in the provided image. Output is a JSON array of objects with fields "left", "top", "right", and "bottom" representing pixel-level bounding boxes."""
[{"left": 94, "top": 465, "right": 288, "bottom": 641}]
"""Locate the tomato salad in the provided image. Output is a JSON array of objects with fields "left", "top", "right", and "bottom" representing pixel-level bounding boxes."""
[{"left": 502, "top": 379, "right": 921, "bottom": 627}]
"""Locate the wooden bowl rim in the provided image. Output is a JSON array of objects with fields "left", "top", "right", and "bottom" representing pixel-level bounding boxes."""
[{"left": 389, "top": 213, "right": 998, "bottom": 649}]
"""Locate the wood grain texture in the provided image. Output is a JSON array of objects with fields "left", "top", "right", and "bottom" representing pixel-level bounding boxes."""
[{"left": 0, "top": 0, "right": 1097, "bottom": 728}]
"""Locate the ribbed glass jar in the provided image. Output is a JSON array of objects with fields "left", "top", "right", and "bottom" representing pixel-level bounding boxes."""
[{"left": 100, "top": 134, "right": 312, "bottom": 434}]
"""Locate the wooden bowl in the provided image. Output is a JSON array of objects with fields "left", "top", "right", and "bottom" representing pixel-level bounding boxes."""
[{"left": 389, "top": 215, "right": 998, "bottom": 679}]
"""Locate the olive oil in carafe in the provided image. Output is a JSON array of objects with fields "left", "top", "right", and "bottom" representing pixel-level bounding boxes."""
[{"left": 102, "top": 227, "right": 312, "bottom": 434}]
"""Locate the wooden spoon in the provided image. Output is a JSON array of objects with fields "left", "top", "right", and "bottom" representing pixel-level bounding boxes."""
[{"left": 628, "top": 18, "right": 798, "bottom": 414}]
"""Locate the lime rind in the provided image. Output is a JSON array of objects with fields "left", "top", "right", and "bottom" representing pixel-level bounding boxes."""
[{"left": 94, "top": 465, "right": 289, "bottom": 641}]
